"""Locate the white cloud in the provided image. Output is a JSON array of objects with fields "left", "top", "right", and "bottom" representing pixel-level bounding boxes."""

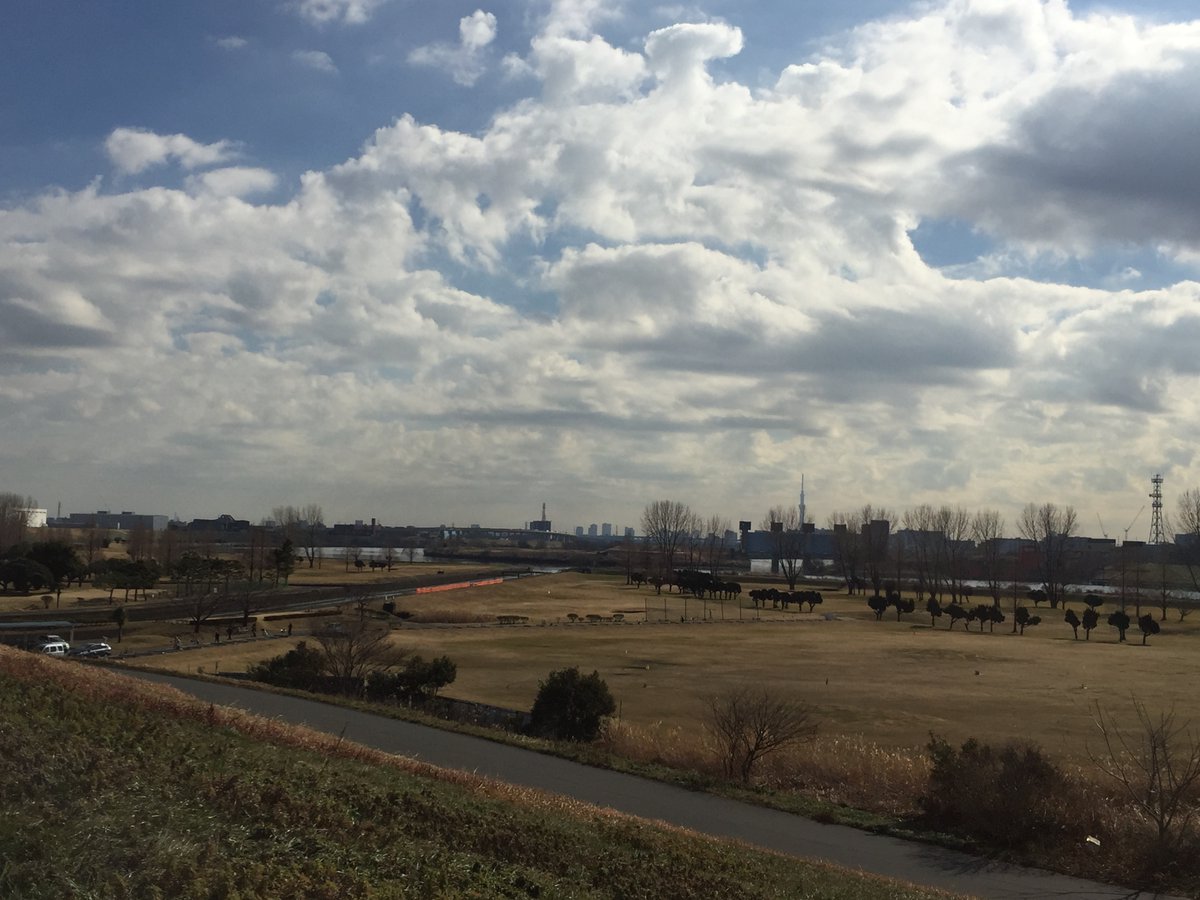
[
  {"left": 104, "top": 127, "right": 236, "bottom": 174},
  {"left": 292, "top": 49, "right": 338, "bottom": 73},
  {"left": 186, "top": 167, "right": 280, "bottom": 198},
  {"left": 523, "top": 35, "right": 647, "bottom": 104},
  {"left": 409, "top": 10, "right": 498, "bottom": 86},
  {"left": 216, "top": 36, "right": 248, "bottom": 50},
  {"left": 460, "top": 9, "right": 498, "bottom": 50},
  {"left": 292, "top": 0, "right": 387, "bottom": 26},
  {"left": 541, "top": 0, "right": 622, "bottom": 39},
  {"left": 8, "top": 1, "right": 1200, "bottom": 529},
  {"left": 643, "top": 22, "right": 743, "bottom": 84}
]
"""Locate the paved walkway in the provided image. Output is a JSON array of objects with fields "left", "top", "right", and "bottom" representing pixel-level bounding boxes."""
[{"left": 126, "top": 670, "right": 1177, "bottom": 900}]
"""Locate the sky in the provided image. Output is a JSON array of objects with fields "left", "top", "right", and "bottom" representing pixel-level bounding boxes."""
[{"left": 3, "top": 0, "right": 1200, "bottom": 536}]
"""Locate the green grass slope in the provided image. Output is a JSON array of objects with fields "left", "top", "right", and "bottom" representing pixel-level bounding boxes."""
[{"left": 0, "top": 648, "right": 955, "bottom": 900}]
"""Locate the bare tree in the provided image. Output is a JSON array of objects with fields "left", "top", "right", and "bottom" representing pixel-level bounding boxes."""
[
  {"left": 935, "top": 506, "right": 971, "bottom": 602},
  {"left": 707, "top": 686, "right": 818, "bottom": 784},
  {"left": 127, "top": 522, "right": 154, "bottom": 562},
  {"left": 1176, "top": 489, "right": 1200, "bottom": 598},
  {"left": 858, "top": 504, "right": 894, "bottom": 597},
  {"left": 703, "top": 513, "right": 731, "bottom": 570},
  {"left": 1018, "top": 502, "right": 1078, "bottom": 609},
  {"left": 0, "top": 492, "right": 37, "bottom": 552},
  {"left": 154, "top": 526, "right": 178, "bottom": 573},
  {"left": 300, "top": 503, "right": 325, "bottom": 568},
  {"left": 313, "top": 622, "right": 407, "bottom": 695},
  {"left": 1091, "top": 699, "right": 1200, "bottom": 852},
  {"left": 760, "top": 505, "right": 805, "bottom": 590},
  {"left": 188, "top": 589, "right": 228, "bottom": 635},
  {"left": 827, "top": 511, "right": 863, "bottom": 594},
  {"left": 825, "top": 505, "right": 891, "bottom": 595},
  {"left": 903, "top": 504, "right": 942, "bottom": 601},
  {"left": 971, "top": 509, "right": 1006, "bottom": 604},
  {"left": 641, "top": 500, "right": 698, "bottom": 577}
]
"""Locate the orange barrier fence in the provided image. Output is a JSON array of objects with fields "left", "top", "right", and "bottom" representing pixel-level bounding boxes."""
[{"left": 415, "top": 577, "right": 504, "bottom": 595}]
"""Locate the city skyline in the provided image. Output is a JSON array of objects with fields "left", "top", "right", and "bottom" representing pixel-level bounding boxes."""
[{"left": 5, "top": 1, "right": 1200, "bottom": 535}]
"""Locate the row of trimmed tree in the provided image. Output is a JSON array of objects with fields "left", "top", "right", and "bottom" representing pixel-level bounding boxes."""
[{"left": 866, "top": 591, "right": 1164, "bottom": 644}]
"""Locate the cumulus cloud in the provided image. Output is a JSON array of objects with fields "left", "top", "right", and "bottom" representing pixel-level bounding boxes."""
[
  {"left": 292, "top": 0, "right": 387, "bottom": 26},
  {"left": 292, "top": 49, "right": 338, "bottom": 73},
  {"left": 215, "top": 36, "right": 248, "bottom": 50},
  {"left": 7, "top": 0, "right": 1200, "bottom": 527},
  {"left": 541, "top": 0, "right": 623, "bottom": 39},
  {"left": 409, "top": 10, "right": 498, "bottom": 86},
  {"left": 643, "top": 22, "right": 743, "bottom": 83},
  {"left": 105, "top": 127, "right": 236, "bottom": 174}
]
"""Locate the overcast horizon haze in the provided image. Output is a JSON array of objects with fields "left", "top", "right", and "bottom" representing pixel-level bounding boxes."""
[{"left": 4, "top": 0, "right": 1200, "bottom": 537}]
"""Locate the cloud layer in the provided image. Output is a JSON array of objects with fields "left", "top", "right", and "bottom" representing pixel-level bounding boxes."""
[{"left": 4, "top": 0, "right": 1200, "bottom": 529}]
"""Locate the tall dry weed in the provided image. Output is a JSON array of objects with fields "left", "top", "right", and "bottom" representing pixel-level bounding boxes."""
[
  {"left": 601, "top": 715, "right": 927, "bottom": 816},
  {"left": 599, "top": 719, "right": 723, "bottom": 777},
  {"left": 759, "top": 735, "right": 928, "bottom": 816}
]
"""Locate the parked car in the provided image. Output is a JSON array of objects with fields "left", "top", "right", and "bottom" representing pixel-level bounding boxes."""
[
  {"left": 70, "top": 642, "right": 112, "bottom": 658},
  {"left": 37, "top": 641, "right": 70, "bottom": 657}
]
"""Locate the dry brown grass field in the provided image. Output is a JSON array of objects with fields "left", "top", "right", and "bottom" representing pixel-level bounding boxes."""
[
  {"left": 116, "top": 571, "right": 1200, "bottom": 764},
  {"left": 286, "top": 559, "right": 502, "bottom": 584},
  {"left": 0, "top": 558, "right": 497, "bottom": 614}
]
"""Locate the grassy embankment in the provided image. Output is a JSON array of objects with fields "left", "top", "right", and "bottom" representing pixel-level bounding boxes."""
[{"left": 0, "top": 646, "right": 954, "bottom": 900}]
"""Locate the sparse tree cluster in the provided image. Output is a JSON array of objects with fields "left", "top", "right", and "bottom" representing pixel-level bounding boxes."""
[
  {"left": 641, "top": 500, "right": 700, "bottom": 577},
  {"left": 760, "top": 505, "right": 807, "bottom": 590},
  {"left": 0, "top": 492, "right": 37, "bottom": 553},
  {"left": 249, "top": 626, "right": 454, "bottom": 702},
  {"left": 1018, "top": 502, "right": 1078, "bottom": 610},
  {"left": 272, "top": 504, "right": 326, "bottom": 569}
]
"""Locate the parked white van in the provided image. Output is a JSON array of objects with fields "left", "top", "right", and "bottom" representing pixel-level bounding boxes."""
[{"left": 37, "top": 641, "right": 70, "bottom": 657}]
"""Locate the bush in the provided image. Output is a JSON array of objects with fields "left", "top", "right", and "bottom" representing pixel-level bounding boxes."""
[
  {"left": 247, "top": 641, "right": 327, "bottom": 692},
  {"left": 920, "top": 734, "right": 1084, "bottom": 850},
  {"left": 366, "top": 655, "right": 457, "bottom": 705},
  {"left": 529, "top": 667, "right": 616, "bottom": 742}
]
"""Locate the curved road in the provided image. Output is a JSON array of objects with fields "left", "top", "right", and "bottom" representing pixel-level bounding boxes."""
[{"left": 127, "top": 670, "right": 1172, "bottom": 900}]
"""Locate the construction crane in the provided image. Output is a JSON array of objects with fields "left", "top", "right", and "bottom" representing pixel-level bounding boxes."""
[
  {"left": 1123, "top": 506, "right": 1145, "bottom": 545},
  {"left": 1096, "top": 513, "right": 1108, "bottom": 539}
]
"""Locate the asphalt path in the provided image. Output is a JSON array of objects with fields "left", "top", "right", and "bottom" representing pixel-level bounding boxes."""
[{"left": 126, "top": 670, "right": 1174, "bottom": 900}]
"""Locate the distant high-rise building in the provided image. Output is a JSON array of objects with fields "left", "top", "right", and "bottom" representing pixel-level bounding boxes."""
[
  {"left": 588, "top": 523, "right": 598, "bottom": 537},
  {"left": 601, "top": 523, "right": 612, "bottom": 537},
  {"left": 624, "top": 526, "right": 635, "bottom": 538},
  {"left": 575, "top": 526, "right": 584, "bottom": 537}
]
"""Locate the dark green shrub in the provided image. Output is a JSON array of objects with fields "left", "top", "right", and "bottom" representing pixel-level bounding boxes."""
[
  {"left": 247, "top": 641, "right": 326, "bottom": 691},
  {"left": 366, "top": 655, "right": 457, "bottom": 704},
  {"left": 529, "top": 667, "right": 616, "bottom": 742},
  {"left": 921, "top": 734, "right": 1084, "bottom": 850}
]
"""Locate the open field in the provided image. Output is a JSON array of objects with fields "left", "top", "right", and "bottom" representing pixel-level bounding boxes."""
[{"left": 119, "top": 572, "right": 1200, "bottom": 762}]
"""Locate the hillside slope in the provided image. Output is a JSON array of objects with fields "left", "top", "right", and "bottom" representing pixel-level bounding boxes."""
[{"left": 0, "top": 648, "right": 953, "bottom": 900}]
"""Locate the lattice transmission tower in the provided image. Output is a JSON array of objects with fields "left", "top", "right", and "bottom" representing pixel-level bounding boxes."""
[{"left": 1148, "top": 473, "right": 1167, "bottom": 544}]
